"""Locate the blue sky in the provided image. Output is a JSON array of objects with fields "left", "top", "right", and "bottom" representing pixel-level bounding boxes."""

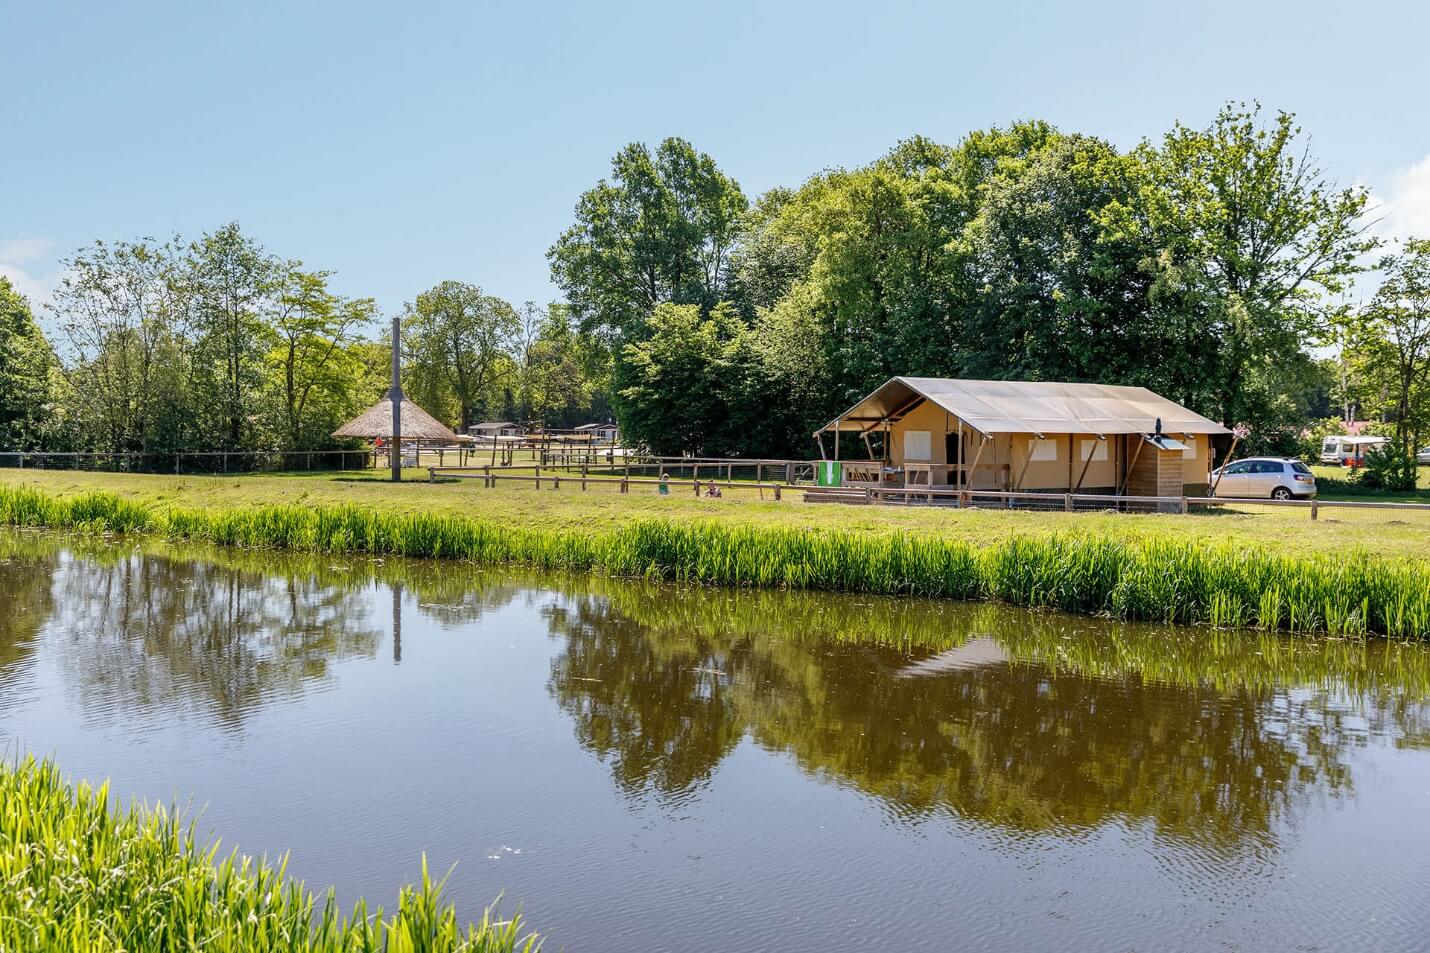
[{"left": 4, "top": 0, "right": 1429, "bottom": 329}]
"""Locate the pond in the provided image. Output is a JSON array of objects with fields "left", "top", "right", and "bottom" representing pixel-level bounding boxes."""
[{"left": 2, "top": 529, "right": 1429, "bottom": 952}]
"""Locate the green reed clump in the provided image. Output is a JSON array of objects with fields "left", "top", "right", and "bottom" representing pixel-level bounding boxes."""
[
  {"left": 0, "top": 755, "right": 540, "bottom": 952},
  {"left": 2, "top": 484, "right": 1427, "bottom": 639}
]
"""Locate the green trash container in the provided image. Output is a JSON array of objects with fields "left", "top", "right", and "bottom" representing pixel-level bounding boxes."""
[{"left": 816, "top": 460, "right": 843, "bottom": 487}]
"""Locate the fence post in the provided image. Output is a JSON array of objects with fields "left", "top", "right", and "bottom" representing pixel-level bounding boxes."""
[
  {"left": 1180, "top": 496, "right": 1189, "bottom": 515},
  {"left": 1064, "top": 493, "right": 1072, "bottom": 512},
  {"left": 774, "top": 484, "right": 781, "bottom": 501},
  {"left": 222, "top": 452, "right": 227, "bottom": 473},
  {"left": 1310, "top": 500, "right": 1318, "bottom": 521},
  {"left": 535, "top": 467, "right": 541, "bottom": 490}
]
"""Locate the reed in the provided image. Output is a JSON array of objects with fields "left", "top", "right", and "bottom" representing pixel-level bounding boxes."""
[
  {"left": 0, "top": 755, "right": 539, "bottom": 952},
  {"left": 2, "top": 484, "right": 1427, "bottom": 638}
]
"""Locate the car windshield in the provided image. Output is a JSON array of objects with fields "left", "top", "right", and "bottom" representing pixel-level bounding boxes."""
[{"left": 1291, "top": 461, "right": 1312, "bottom": 474}]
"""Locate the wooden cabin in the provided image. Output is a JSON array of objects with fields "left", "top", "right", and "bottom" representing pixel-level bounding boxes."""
[
  {"left": 468, "top": 421, "right": 528, "bottom": 439},
  {"left": 818, "top": 377, "right": 1231, "bottom": 497}
]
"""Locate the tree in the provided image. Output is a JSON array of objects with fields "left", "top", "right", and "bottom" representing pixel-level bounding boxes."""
[
  {"left": 548, "top": 137, "right": 748, "bottom": 344},
  {"left": 616, "top": 302, "right": 768, "bottom": 455},
  {"left": 49, "top": 237, "right": 191, "bottom": 454},
  {"left": 186, "top": 223, "right": 280, "bottom": 450},
  {"left": 0, "top": 278, "right": 59, "bottom": 451},
  {"left": 401, "top": 281, "right": 519, "bottom": 431},
  {"left": 1361, "top": 238, "right": 1430, "bottom": 453},
  {"left": 268, "top": 266, "right": 375, "bottom": 449},
  {"left": 511, "top": 303, "right": 603, "bottom": 427},
  {"left": 1098, "top": 103, "right": 1376, "bottom": 429}
]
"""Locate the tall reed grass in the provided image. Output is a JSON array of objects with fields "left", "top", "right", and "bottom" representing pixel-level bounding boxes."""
[
  {"left": 0, "top": 755, "right": 540, "bottom": 952},
  {"left": 2, "top": 484, "right": 1427, "bottom": 638}
]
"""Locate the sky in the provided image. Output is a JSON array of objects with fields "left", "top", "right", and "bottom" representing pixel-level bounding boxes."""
[{"left": 4, "top": 0, "right": 1430, "bottom": 330}]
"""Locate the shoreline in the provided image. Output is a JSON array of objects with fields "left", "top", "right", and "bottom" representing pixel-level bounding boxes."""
[{"left": 2, "top": 483, "right": 1426, "bottom": 639}]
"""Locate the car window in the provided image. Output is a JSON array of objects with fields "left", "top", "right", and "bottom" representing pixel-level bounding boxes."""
[
  {"left": 1224, "top": 461, "right": 1252, "bottom": 474},
  {"left": 1291, "top": 461, "right": 1312, "bottom": 474},
  {"left": 1250, "top": 461, "right": 1281, "bottom": 474}
]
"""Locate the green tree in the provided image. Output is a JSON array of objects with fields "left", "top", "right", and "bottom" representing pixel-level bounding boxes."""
[
  {"left": 186, "top": 223, "right": 281, "bottom": 450},
  {"left": 0, "top": 278, "right": 60, "bottom": 451},
  {"left": 266, "top": 267, "right": 375, "bottom": 449},
  {"left": 548, "top": 137, "right": 748, "bottom": 344},
  {"left": 401, "top": 281, "right": 519, "bottom": 431},
  {"left": 617, "top": 302, "right": 766, "bottom": 455},
  {"left": 50, "top": 237, "right": 192, "bottom": 454},
  {"left": 1098, "top": 103, "right": 1376, "bottom": 429},
  {"left": 1361, "top": 238, "right": 1430, "bottom": 454},
  {"left": 511, "top": 302, "right": 604, "bottom": 427}
]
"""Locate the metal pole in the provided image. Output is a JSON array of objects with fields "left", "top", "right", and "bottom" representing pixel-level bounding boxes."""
[{"left": 390, "top": 316, "right": 402, "bottom": 482}]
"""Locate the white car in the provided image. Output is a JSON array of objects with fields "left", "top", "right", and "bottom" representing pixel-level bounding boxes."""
[
  {"left": 1211, "top": 457, "right": 1317, "bottom": 500},
  {"left": 1419, "top": 446, "right": 1430, "bottom": 465}
]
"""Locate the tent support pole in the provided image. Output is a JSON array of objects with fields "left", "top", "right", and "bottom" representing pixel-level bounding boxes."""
[{"left": 1209, "top": 434, "right": 1240, "bottom": 496}]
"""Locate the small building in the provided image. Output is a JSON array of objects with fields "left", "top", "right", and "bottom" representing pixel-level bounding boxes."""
[
  {"left": 818, "top": 377, "right": 1231, "bottom": 496},
  {"left": 469, "top": 421, "right": 528, "bottom": 439},
  {"left": 574, "top": 421, "right": 619, "bottom": 443}
]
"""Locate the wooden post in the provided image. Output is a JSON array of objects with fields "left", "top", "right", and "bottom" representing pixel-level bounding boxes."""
[
  {"left": 774, "top": 484, "right": 781, "bottom": 501},
  {"left": 389, "top": 316, "right": 402, "bottom": 482},
  {"left": 1311, "top": 500, "right": 1318, "bottom": 521}
]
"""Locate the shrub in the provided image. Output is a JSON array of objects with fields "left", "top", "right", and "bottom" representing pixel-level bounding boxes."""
[{"left": 1357, "top": 444, "right": 1419, "bottom": 492}]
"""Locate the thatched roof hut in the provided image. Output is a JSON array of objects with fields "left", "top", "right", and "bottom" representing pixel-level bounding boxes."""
[{"left": 333, "top": 398, "right": 459, "bottom": 442}]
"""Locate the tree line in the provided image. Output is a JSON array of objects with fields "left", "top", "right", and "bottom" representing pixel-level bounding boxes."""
[
  {"left": 1, "top": 101, "right": 1426, "bottom": 468},
  {"left": 551, "top": 102, "right": 1426, "bottom": 465},
  {"left": 0, "top": 229, "right": 609, "bottom": 458}
]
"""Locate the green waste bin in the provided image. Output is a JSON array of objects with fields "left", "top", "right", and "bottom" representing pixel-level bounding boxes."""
[{"left": 816, "top": 460, "right": 843, "bottom": 486}]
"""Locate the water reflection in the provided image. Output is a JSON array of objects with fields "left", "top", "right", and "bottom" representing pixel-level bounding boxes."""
[{"left": 4, "top": 530, "right": 1430, "bottom": 857}]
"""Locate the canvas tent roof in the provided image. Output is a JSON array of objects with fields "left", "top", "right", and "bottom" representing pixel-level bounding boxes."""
[
  {"left": 822, "top": 377, "right": 1230, "bottom": 437},
  {"left": 333, "top": 397, "right": 460, "bottom": 441}
]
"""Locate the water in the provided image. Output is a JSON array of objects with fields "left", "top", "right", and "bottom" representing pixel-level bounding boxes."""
[{"left": 2, "top": 530, "right": 1430, "bottom": 952}]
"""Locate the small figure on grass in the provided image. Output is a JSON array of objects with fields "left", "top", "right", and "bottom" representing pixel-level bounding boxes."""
[{"left": 658, "top": 474, "right": 670, "bottom": 496}]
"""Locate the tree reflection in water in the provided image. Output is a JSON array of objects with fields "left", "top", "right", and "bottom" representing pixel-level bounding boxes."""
[{"left": 545, "top": 583, "right": 1430, "bottom": 854}]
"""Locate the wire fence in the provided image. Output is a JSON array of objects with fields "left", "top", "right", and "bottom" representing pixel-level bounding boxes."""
[{"left": 0, "top": 450, "right": 378, "bottom": 474}]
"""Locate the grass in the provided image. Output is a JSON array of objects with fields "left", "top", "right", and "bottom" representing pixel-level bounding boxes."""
[
  {"left": 2, "top": 481, "right": 1427, "bottom": 638},
  {"left": 0, "top": 755, "right": 540, "bottom": 952},
  {"left": 3, "top": 467, "right": 1428, "bottom": 557}
]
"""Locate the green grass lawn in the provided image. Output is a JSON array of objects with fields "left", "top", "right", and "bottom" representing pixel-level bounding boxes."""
[{"left": 3, "top": 467, "right": 1426, "bottom": 559}]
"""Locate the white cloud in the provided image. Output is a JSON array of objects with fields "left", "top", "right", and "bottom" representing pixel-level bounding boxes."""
[
  {"left": 0, "top": 238, "right": 60, "bottom": 308},
  {"left": 1369, "top": 154, "right": 1430, "bottom": 243}
]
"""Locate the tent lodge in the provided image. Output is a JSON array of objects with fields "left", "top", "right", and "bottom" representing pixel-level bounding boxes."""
[{"left": 817, "top": 377, "right": 1232, "bottom": 497}]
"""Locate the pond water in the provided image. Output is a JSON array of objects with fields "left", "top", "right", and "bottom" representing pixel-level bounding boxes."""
[{"left": 2, "top": 530, "right": 1430, "bottom": 952}]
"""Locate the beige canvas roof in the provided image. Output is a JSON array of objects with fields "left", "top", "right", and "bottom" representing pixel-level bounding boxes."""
[{"left": 822, "top": 377, "right": 1230, "bottom": 437}]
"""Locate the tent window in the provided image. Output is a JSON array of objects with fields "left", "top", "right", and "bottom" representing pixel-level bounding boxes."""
[
  {"left": 1029, "top": 438, "right": 1059, "bottom": 462},
  {"left": 1079, "top": 439, "right": 1107, "bottom": 462},
  {"left": 904, "top": 430, "right": 932, "bottom": 461},
  {"left": 1183, "top": 437, "right": 1198, "bottom": 459}
]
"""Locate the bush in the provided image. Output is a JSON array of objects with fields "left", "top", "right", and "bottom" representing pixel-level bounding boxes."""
[{"left": 1356, "top": 444, "right": 1419, "bottom": 492}]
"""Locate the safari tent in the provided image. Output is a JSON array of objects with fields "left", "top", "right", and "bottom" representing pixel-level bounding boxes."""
[{"left": 818, "top": 377, "right": 1231, "bottom": 496}]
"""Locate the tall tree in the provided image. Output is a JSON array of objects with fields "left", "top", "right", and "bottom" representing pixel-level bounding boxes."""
[
  {"left": 401, "top": 281, "right": 519, "bottom": 430},
  {"left": 0, "top": 278, "right": 59, "bottom": 451},
  {"left": 49, "top": 237, "right": 190, "bottom": 454},
  {"left": 187, "top": 223, "right": 280, "bottom": 450},
  {"left": 1362, "top": 238, "right": 1430, "bottom": 453},
  {"left": 1098, "top": 103, "right": 1376, "bottom": 428},
  {"left": 549, "top": 137, "right": 748, "bottom": 344},
  {"left": 268, "top": 266, "right": 375, "bottom": 448}
]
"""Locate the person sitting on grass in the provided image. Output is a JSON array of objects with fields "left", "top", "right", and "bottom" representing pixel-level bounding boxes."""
[
  {"left": 658, "top": 473, "right": 670, "bottom": 496},
  {"left": 705, "top": 482, "right": 721, "bottom": 498}
]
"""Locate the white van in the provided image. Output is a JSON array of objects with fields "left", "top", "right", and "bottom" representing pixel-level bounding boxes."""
[{"left": 1319, "top": 434, "right": 1388, "bottom": 466}]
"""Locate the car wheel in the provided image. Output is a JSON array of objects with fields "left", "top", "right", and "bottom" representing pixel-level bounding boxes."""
[{"left": 1271, "top": 487, "right": 1291, "bottom": 500}]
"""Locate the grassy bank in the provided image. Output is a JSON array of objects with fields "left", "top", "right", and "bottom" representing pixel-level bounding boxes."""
[
  {"left": 2, "top": 467, "right": 1428, "bottom": 557},
  {"left": 0, "top": 756, "right": 539, "bottom": 952},
  {"left": 2, "top": 482, "right": 1427, "bottom": 638}
]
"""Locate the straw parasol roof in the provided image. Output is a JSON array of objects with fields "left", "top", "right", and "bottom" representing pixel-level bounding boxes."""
[{"left": 333, "top": 397, "right": 459, "bottom": 441}]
